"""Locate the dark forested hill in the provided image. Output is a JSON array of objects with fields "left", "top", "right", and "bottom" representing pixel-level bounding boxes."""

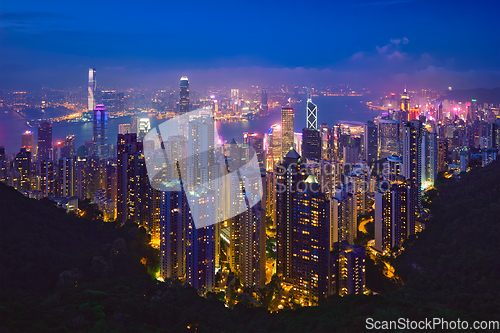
[{"left": 1, "top": 159, "right": 499, "bottom": 332}]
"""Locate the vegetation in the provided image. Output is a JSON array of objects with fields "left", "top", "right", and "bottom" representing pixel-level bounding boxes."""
[{"left": 0, "top": 159, "right": 499, "bottom": 332}]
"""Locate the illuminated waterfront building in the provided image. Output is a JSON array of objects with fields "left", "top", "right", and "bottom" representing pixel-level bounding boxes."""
[
  {"left": 21, "top": 131, "right": 34, "bottom": 153},
  {"left": 93, "top": 104, "right": 109, "bottom": 159},
  {"left": 281, "top": 107, "right": 294, "bottom": 155},
  {"left": 306, "top": 94, "right": 318, "bottom": 130},
  {"left": 88, "top": 68, "right": 96, "bottom": 111},
  {"left": 179, "top": 76, "right": 189, "bottom": 115}
]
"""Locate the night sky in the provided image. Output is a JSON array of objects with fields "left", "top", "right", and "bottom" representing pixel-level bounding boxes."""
[{"left": 0, "top": 0, "right": 499, "bottom": 91}]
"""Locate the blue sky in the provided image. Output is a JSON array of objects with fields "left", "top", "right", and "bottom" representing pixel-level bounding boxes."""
[{"left": 0, "top": 0, "right": 499, "bottom": 91}]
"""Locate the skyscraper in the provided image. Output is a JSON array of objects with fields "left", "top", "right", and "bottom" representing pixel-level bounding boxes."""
[
  {"left": 88, "top": 68, "right": 96, "bottom": 111},
  {"left": 281, "top": 107, "right": 294, "bottom": 156},
  {"left": 21, "top": 131, "right": 34, "bottom": 153},
  {"left": 364, "top": 121, "right": 378, "bottom": 163},
  {"left": 374, "top": 182, "right": 411, "bottom": 253},
  {"left": 422, "top": 129, "right": 437, "bottom": 185},
  {"left": 307, "top": 95, "right": 318, "bottom": 130},
  {"left": 93, "top": 104, "right": 108, "bottom": 159},
  {"left": 37, "top": 122, "right": 52, "bottom": 161},
  {"left": 301, "top": 128, "right": 321, "bottom": 160},
  {"left": 378, "top": 119, "right": 399, "bottom": 159},
  {"left": 179, "top": 76, "right": 189, "bottom": 115},
  {"left": 267, "top": 124, "right": 282, "bottom": 171},
  {"left": 14, "top": 148, "right": 31, "bottom": 191},
  {"left": 331, "top": 186, "right": 357, "bottom": 246},
  {"left": 292, "top": 176, "right": 330, "bottom": 305},
  {"left": 330, "top": 241, "right": 365, "bottom": 296},
  {"left": 437, "top": 139, "right": 448, "bottom": 172},
  {"left": 402, "top": 120, "right": 422, "bottom": 232},
  {"left": 276, "top": 149, "right": 304, "bottom": 279},
  {"left": 400, "top": 88, "right": 410, "bottom": 112},
  {"left": 116, "top": 133, "right": 147, "bottom": 224},
  {"left": 261, "top": 88, "right": 268, "bottom": 115}
]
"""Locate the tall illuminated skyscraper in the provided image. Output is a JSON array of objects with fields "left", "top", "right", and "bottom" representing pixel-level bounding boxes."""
[
  {"left": 402, "top": 120, "right": 422, "bottom": 233},
  {"left": 88, "top": 68, "right": 96, "bottom": 111},
  {"left": 292, "top": 176, "right": 330, "bottom": 305},
  {"left": 21, "top": 131, "right": 34, "bottom": 153},
  {"left": 302, "top": 128, "right": 321, "bottom": 160},
  {"left": 93, "top": 104, "right": 108, "bottom": 159},
  {"left": 378, "top": 119, "right": 399, "bottom": 159},
  {"left": 306, "top": 94, "right": 318, "bottom": 130},
  {"left": 37, "top": 122, "right": 52, "bottom": 161},
  {"left": 276, "top": 149, "right": 304, "bottom": 279},
  {"left": 400, "top": 88, "right": 410, "bottom": 112},
  {"left": 267, "top": 124, "right": 282, "bottom": 170},
  {"left": 331, "top": 186, "right": 357, "bottom": 246},
  {"left": 15, "top": 148, "right": 31, "bottom": 191},
  {"left": 261, "top": 88, "right": 268, "bottom": 115},
  {"left": 179, "top": 76, "right": 189, "bottom": 115},
  {"left": 281, "top": 107, "right": 294, "bottom": 155}
]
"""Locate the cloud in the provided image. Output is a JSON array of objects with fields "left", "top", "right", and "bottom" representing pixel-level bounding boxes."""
[
  {"left": 390, "top": 38, "right": 401, "bottom": 45},
  {"left": 351, "top": 51, "right": 364, "bottom": 60},
  {"left": 402, "top": 37, "right": 409, "bottom": 44},
  {"left": 387, "top": 50, "right": 406, "bottom": 60},
  {"left": 376, "top": 45, "right": 389, "bottom": 54}
]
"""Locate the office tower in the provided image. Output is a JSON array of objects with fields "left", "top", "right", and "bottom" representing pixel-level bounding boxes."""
[
  {"left": 56, "top": 157, "right": 75, "bottom": 197},
  {"left": 59, "top": 135, "right": 75, "bottom": 159},
  {"left": 179, "top": 76, "right": 189, "bottom": 115},
  {"left": 400, "top": 88, "right": 410, "bottom": 112},
  {"left": 116, "top": 133, "right": 147, "bottom": 225},
  {"left": 343, "top": 146, "right": 359, "bottom": 165},
  {"left": 88, "top": 68, "right": 96, "bottom": 111},
  {"left": 37, "top": 122, "right": 52, "bottom": 161},
  {"left": 101, "top": 90, "right": 117, "bottom": 113},
  {"left": 331, "top": 186, "right": 357, "bottom": 246},
  {"left": 246, "top": 133, "right": 265, "bottom": 170},
  {"left": 281, "top": 107, "right": 294, "bottom": 155},
  {"left": 0, "top": 146, "right": 5, "bottom": 161},
  {"left": 118, "top": 124, "right": 131, "bottom": 135},
  {"left": 93, "top": 104, "right": 108, "bottom": 159},
  {"left": 302, "top": 128, "right": 321, "bottom": 160},
  {"left": 402, "top": 120, "right": 422, "bottom": 231},
  {"left": 364, "top": 121, "right": 378, "bottom": 163},
  {"left": 261, "top": 88, "right": 268, "bottom": 115},
  {"left": 40, "top": 159, "right": 55, "bottom": 197},
  {"left": 14, "top": 148, "right": 31, "bottom": 191},
  {"left": 490, "top": 120, "right": 500, "bottom": 149},
  {"left": 307, "top": 95, "right": 318, "bottom": 130},
  {"left": 292, "top": 176, "right": 330, "bottom": 305},
  {"left": 330, "top": 241, "right": 365, "bottom": 296},
  {"left": 276, "top": 149, "right": 305, "bottom": 279},
  {"left": 137, "top": 118, "right": 151, "bottom": 140},
  {"left": 294, "top": 132, "right": 303, "bottom": 155},
  {"left": 21, "top": 131, "right": 34, "bottom": 153},
  {"left": 378, "top": 119, "right": 399, "bottom": 159},
  {"left": 422, "top": 130, "right": 438, "bottom": 184},
  {"left": 267, "top": 124, "right": 282, "bottom": 171},
  {"left": 437, "top": 139, "right": 448, "bottom": 172},
  {"left": 374, "top": 182, "right": 411, "bottom": 253},
  {"left": 437, "top": 103, "right": 443, "bottom": 122},
  {"left": 320, "top": 123, "right": 330, "bottom": 160}
]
